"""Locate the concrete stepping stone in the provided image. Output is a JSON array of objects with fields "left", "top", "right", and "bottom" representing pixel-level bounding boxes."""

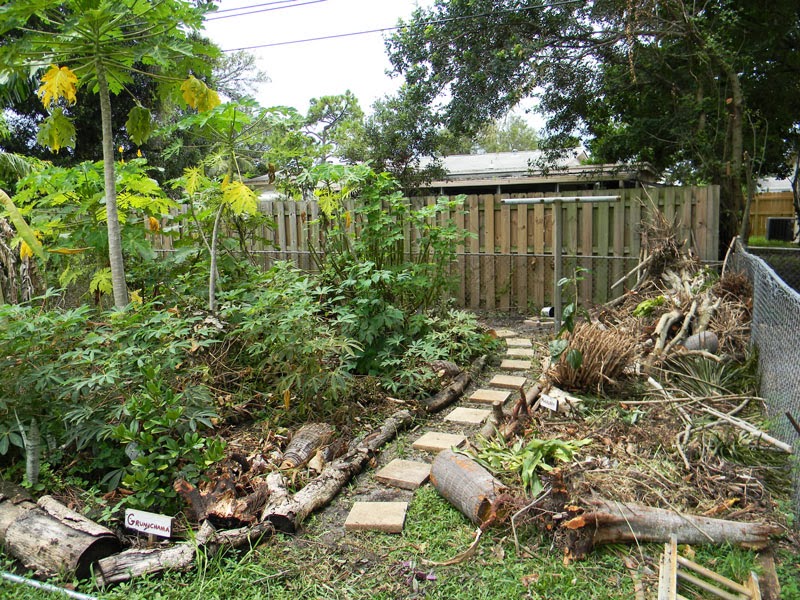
[
  {"left": 468, "top": 388, "right": 511, "bottom": 404},
  {"left": 411, "top": 431, "right": 467, "bottom": 452},
  {"left": 345, "top": 501, "right": 408, "bottom": 533},
  {"left": 375, "top": 459, "right": 431, "bottom": 490},
  {"left": 493, "top": 329, "right": 517, "bottom": 338},
  {"left": 444, "top": 406, "right": 491, "bottom": 424},
  {"left": 489, "top": 375, "right": 527, "bottom": 390},
  {"left": 506, "top": 337, "right": 532, "bottom": 347},
  {"left": 506, "top": 347, "right": 535, "bottom": 358},
  {"left": 500, "top": 359, "right": 532, "bottom": 371}
]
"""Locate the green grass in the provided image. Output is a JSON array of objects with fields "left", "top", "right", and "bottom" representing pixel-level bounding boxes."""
[
  {"left": 748, "top": 235, "right": 798, "bottom": 248},
  {"left": 1, "top": 486, "right": 796, "bottom": 599}
]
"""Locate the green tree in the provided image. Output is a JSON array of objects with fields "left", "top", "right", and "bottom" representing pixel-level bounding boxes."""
[
  {"left": 0, "top": 0, "right": 219, "bottom": 307},
  {"left": 387, "top": 0, "right": 800, "bottom": 247},
  {"left": 441, "top": 114, "right": 539, "bottom": 155},
  {"left": 304, "top": 91, "right": 365, "bottom": 164}
]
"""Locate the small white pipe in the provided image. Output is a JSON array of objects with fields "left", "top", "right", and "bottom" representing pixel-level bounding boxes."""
[
  {"left": 0, "top": 571, "right": 98, "bottom": 600},
  {"left": 501, "top": 196, "right": 620, "bottom": 204}
]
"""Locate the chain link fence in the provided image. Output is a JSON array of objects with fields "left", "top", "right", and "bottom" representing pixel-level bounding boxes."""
[{"left": 729, "top": 240, "right": 800, "bottom": 521}]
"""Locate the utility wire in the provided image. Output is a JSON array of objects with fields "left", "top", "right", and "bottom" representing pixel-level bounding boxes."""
[
  {"left": 220, "top": 0, "right": 586, "bottom": 52},
  {"left": 213, "top": 0, "right": 299, "bottom": 14},
  {"left": 207, "top": 0, "right": 325, "bottom": 20}
]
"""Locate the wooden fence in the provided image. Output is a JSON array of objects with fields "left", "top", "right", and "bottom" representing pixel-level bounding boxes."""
[
  {"left": 157, "top": 185, "right": 719, "bottom": 311},
  {"left": 751, "top": 192, "right": 794, "bottom": 238}
]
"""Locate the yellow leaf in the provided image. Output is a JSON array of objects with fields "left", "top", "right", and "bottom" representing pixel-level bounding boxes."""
[
  {"left": 221, "top": 179, "right": 257, "bottom": 215},
  {"left": 49, "top": 247, "right": 90, "bottom": 255},
  {"left": 344, "top": 211, "right": 352, "bottom": 228},
  {"left": 37, "top": 65, "right": 78, "bottom": 108},
  {"left": 283, "top": 389, "right": 291, "bottom": 411},
  {"left": 180, "top": 75, "right": 221, "bottom": 112},
  {"left": 19, "top": 240, "right": 33, "bottom": 260},
  {"left": 148, "top": 216, "right": 161, "bottom": 232},
  {"left": 130, "top": 289, "right": 143, "bottom": 305}
]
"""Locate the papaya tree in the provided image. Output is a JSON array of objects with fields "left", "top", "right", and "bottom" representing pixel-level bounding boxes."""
[{"left": 0, "top": 0, "right": 220, "bottom": 308}]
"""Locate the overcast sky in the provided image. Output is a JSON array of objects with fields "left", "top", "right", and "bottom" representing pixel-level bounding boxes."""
[{"left": 202, "top": 0, "right": 435, "bottom": 114}]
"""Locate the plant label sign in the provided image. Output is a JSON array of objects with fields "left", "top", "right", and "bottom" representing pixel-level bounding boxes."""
[
  {"left": 125, "top": 508, "right": 173, "bottom": 538},
  {"left": 538, "top": 393, "right": 559, "bottom": 412}
]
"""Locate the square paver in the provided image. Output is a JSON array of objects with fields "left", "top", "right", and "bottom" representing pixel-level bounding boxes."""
[
  {"left": 468, "top": 388, "right": 511, "bottom": 404},
  {"left": 375, "top": 459, "right": 431, "bottom": 490},
  {"left": 411, "top": 431, "right": 467, "bottom": 452},
  {"left": 493, "top": 329, "right": 517, "bottom": 338},
  {"left": 500, "top": 359, "right": 532, "bottom": 371},
  {"left": 506, "top": 338, "right": 532, "bottom": 347},
  {"left": 489, "top": 375, "right": 527, "bottom": 390},
  {"left": 345, "top": 501, "right": 408, "bottom": 533},
  {"left": 506, "top": 347, "right": 535, "bottom": 358},
  {"left": 444, "top": 406, "right": 491, "bottom": 424}
]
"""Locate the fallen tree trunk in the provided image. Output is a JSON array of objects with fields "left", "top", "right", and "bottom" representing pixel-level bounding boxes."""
[
  {"left": 94, "top": 520, "right": 275, "bottom": 587},
  {"left": 563, "top": 497, "right": 781, "bottom": 554},
  {"left": 430, "top": 449, "right": 507, "bottom": 526},
  {"left": 0, "top": 483, "right": 120, "bottom": 578},
  {"left": 262, "top": 409, "right": 414, "bottom": 532},
  {"left": 423, "top": 355, "right": 487, "bottom": 414}
]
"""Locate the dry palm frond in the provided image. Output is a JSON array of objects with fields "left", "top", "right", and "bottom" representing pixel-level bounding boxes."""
[{"left": 549, "top": 323, "right": 637, "bottom": 393}]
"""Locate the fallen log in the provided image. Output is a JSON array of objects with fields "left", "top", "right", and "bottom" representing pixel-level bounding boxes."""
[
  {"left": 429, "top": 449, "right": 507, "bottom": 526},
  {"left": 562, "top": 498, "right": 781, "bottom": 556},
  {"left": 0, "top": 483, "right": 120, "bottom": 578},
  {"left": 423, "top": 355, "right": 487, "bottom": 414},
  {"left": 94, "top": 520, "right": 275, "bottom": 587},
  {"left": 262, "top": 409, "right": 414, "bottom": 532}
]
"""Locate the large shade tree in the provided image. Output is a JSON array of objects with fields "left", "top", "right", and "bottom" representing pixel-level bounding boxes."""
[
  {"left": 0, "top": 0, "right": 220, "bottom": 307},
  {"left": 387, "top": 0, "right": 800, "bottom": 248}
]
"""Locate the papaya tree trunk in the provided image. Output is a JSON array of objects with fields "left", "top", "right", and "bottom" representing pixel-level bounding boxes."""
[
  {"left": 208, "top": 203, "right": 225, "bottom": 312},
  {"left": 96, "top": 62, "right": 127, "bottom": 308}
]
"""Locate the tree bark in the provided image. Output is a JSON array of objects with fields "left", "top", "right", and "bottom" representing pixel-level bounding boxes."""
[
  {"left": 261, "top": 410, "right": 413, "bottom": 532},
  {"left": 562, "top": 497, "right": 781, "bottom": 555},
  {"left": 280, "top": 423, "right": 334, "bottom": 469},
  {"left": 423, "top": 355, "right": 486, "bottom": 414},
  {"left": 429, "top": 449, "right": 507, "bottom": 526},
  {"left": 0, "top": 484, "right": 120, "bottom": 579},
  {"left": 96, "top": 62, "right": 127, "bottom": 308}
]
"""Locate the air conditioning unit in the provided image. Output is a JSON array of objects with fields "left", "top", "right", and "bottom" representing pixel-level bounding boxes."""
[{"left": 766, "top": 217, "right": 795, "bottom": 242}]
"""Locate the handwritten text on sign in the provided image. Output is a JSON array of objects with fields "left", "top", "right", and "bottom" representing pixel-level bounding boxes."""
[{"left": 125, "top": 508, "right": 173, "bottom": 538}]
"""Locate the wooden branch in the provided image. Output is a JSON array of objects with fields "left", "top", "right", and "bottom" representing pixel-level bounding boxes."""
[
  {"left": 702, "top": 407, "right": 793, "bottom": 453},
  {"left": 280, "top": 423, "right": 334, "bottom": 469},
  {"left": 261, "top": 410, "right": 414, "bottom": 532},
  {"left": 611, "top": 253, "right": 655, "bottom": 290},
  {"left": 423, "top": 355, "right": 486, "bottom": 414},
  {"left": 563, "top": 498, "right": 780, "bottom": 554},
  {"left": 663, "top": 299, "right": 698, "bottom": 355}
]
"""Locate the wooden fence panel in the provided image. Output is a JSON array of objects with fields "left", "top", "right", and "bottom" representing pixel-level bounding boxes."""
[
  {"left": 155, "top": 186, "right": 719, "bottom": 311},
  {"left": 751, "top": 192, "right": 794, "bottom": 237}
]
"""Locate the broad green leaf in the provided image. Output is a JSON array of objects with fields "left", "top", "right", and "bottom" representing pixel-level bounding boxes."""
[
  {"left": 37, "top": 107, "right": 76, "bottom": 153},
  {"left": 37, "top": 65, "right": 78, "bottom": 107},
  {"left": 89, "top": 268, "right": 113, "bottom": 296},
  {"left": 221, "top": 180, "right": 257, "bottom": 216},
  {"left": 548, "top": 338, "right": 569, "bottom": 360},
  {"left": 0, "top": 189, "right": 46, "bottom": 261},
  {"left": 565, "top": 348, "right": 583, "bottom": 370},
  {"left": 125, "top": 105, "right": 153, "bottom": 146},
  {"left": 180, "top": 75, "right": 221, "bottom": 112}
]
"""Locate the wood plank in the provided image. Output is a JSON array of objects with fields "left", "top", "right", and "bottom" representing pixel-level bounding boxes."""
[
  {"left": 533, "top": 200, "right": 546, "bottom": 309},
  {"left": 275, "top": 200, "right": 287, "bottom": 261},
  {"left": 454, "top": 198, "right": 466, "bottom": 306},
  {"left": 483, "top": 194, "right": 496, "bottom": 309},
  {"left": 469, "top": 195, "right": 480, "bottom": 309},
  {"left": 694, "top": 186, "right": 710, "bottom": 260},
  {"left": 308, "top": 201, "right": 320, "bottom": 271},
  {"left": 580, "top": 199, "right": 593, "bottom": 306},
  {"left": 664, "top": 186, "right": 676, "bottom": 228},
  {"left": 709, "top": 185, "right": 720, "bottom": 260},
  {"left": 288, "top": 200, "right": 298, "bottom": 267},
  {"left": 499, "top": 199, "right": 511, "bottom": 310},
  {"left": 629, "top": 190, "right": 642, "bottom": 283},
  {"left": 516, "top": 203, "right": 528, "bottom": 311},
  {"left": 680, "top": 187, "right": 693, "bottom": 250},
  {"left": 596, "top": 201, "right": 610, "bottom": 302}
]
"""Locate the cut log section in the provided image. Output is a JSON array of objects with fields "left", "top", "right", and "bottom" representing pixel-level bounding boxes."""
[
  {"left": 563, "top": 497, "right": 781, "bottom": 557},
  {"left": 0, "top": 483, "right": 120, "bottom": 579},
  {"left": 423, "top": 355, "right": 487, "bottom": 414},
  {"left": 280, "top": 423, "right": 334, "bottom": 469},
  {"left": 429, "top": 449, "right": 507, "bottom": 526},
  {"left": 262, "top": 409, "right": 414, "bottom": 532}
]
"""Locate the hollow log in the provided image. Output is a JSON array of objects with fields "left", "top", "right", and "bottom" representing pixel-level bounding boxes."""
[
  {"left": 429, "top": 449, "right": 507, "bottom": 526},
  {"left": 0, "top": 484, "right": 120, "bottom": 578},
  {"left": 262, "top": 409, "right": 414, "bottom": 532},
  {"left": 563, "top": 497, "right": 781, "bottom": 554},
  {"left": 280, "top": 422, "right": 334, "bottom": 469},
  {"left": 423, "top": 355, "right": 487, "bottom": 414}
]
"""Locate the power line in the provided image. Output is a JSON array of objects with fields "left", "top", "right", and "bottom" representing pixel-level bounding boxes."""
[
  {"left": 220, "top": 0, "right": 586, "bottom": 52},
  {"left": 213, "top": 0, "right": 299, "bottom": 14},
  {"left": 207, "top": 0, "right": 325, "bottom": 21}
]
